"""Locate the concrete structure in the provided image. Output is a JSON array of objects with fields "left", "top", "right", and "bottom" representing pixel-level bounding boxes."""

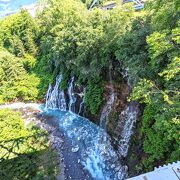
[
  {"left": 122, "top": 0, "right": 144, "bottom": 10},
  {"left": 127, "top": 161, "right": 180, "bottom": 180},
  {"left": 90, "top": 0, "right": 145, "bottom": 10},
  {"left": 102, "top": 1, "right": 116, "bottom": 10},
  {"left": 2, "top": 2, "right": 46, "bottom": 19}
]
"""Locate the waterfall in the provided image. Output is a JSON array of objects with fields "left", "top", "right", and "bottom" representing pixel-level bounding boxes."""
[
  {"left": 100, "top": 67, "right": 115, "bottom": 131},
  {"left": 68, "top": 77, "right": 76, "bottom": 112},
  {"left": 45, "top": 83, "right": 52, "bottom": 108},
  {"left": 121, "top": 68, "right": 132, "bottom": 88},
  {"left": 78, "top": 101, "right": 84, "bottom": 115},
  {"left": 45, "top": 72, "right": 138, "bottom": 160},
  {"left": 45, "top": 75, "right": 66, "bottom": 110},
  {"left": 99, "top": 66, "right": 139, "bottom": 159},
  {"left": 118, "top": 102, "right": 138, "bottom": 157},
  {"left": 58, "top": 90, "right": 67, "bottom": 110},
  {"left": 99, "top": 93, "right": 115, "bottom": 131},
  {"left": 78, "top": 88, "right": 86, "bottom": 115}
]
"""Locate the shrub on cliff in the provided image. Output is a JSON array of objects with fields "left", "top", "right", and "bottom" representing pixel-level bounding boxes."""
[{"left": 85, "top": 77, "right": 104, "bottom": 114}]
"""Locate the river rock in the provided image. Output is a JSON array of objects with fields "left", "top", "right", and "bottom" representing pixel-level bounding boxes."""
[{"left": 71, "top": 145, "right": 79, "bottom": 152}]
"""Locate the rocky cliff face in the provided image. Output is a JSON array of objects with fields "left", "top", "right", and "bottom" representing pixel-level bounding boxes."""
[
  {"left": 66, "top": 62, "right": 138, "bottom": 151},
  {"left": 72, "top": 63, "right": 142, "bottom": 177}
]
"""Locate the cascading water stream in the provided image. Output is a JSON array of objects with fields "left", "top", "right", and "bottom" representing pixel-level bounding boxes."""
[
  {"left": 45, "top": 83, "right": 52, "bottom": 107},
  {"left": 118, "top": 102, "right": 139, "bottom": 157},
  {"left": 117, "top": 69, "right": 139, "bottom": 157},
  {"left": 68, "top": 77, "right": 76, "bottom": 112},
  {"left": 45, "top": 75, "right": 66, "bottom": 110},
  {"left": 78, "top": 88, "right": 86, "bottom": 115},
  {"left": 43, "top": 75, "right": 128, "bottom": 179},
  {"left": 98, "top": 66, "right": 139, "bottom": 166},
  {"left": 78, "top": 101, "right": 84, "bottom": 115},
  {"left": 100, "top": 67, "right": 115, "bottom": 131},
  {"left": 121, "top": 68, "right": 132, "bottom": 88},
  {"left": 99, "top": 92, "right": 115, "bottom": 131}
]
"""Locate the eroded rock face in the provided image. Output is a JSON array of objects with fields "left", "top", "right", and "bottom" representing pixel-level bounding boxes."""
[
  {"left": 107, "top": 82, "right": 130, "bottom": 145},
  {"left": 101, "top": 79, "right": 137, "bottom": 153},
  {"left": 69, "top": 64, "right": 135, "bottom": 152}
]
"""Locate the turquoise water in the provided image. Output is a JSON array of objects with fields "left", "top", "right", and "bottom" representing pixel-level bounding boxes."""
[
  {"left": 0, "top": 0, "right": 36, "bottom": 18},
  {"left": 43, "top": 109, "right": 126, "bottom": 180}
]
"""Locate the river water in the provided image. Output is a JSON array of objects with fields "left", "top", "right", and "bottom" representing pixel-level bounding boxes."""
[{"left": 44, "top": 109, "right": 126, "bottom": 180}]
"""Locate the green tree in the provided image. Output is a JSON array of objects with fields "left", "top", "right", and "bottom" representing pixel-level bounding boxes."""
[
  {"left": 0, "top": 9, "right": 39, "bottom": 57},
  {"left": 0, "top": 48, "right": 39, "bottom": 104}
]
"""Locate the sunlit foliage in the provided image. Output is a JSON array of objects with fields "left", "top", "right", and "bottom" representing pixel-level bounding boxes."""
[
  {"left": 0, "top": 109, "right": 58, "bottom": 179},
  {"left": 0, "top": 48, "right": 39, "bottom": 104}
]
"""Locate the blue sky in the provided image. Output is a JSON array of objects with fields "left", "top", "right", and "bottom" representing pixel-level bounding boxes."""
[{"left": 0, "top": 0, "right": 36, "bottom": 18}]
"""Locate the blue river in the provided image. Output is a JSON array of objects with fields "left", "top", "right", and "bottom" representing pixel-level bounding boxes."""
[{"left": 43, "top": 108, "right": 126, "bottom": 180}]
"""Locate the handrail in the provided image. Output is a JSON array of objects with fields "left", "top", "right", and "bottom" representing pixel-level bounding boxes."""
[{"left": 89, "top": 0, "right": 145, "bottom": 10}]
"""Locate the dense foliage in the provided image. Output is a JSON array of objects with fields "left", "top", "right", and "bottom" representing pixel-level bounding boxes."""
[
  {"left": 0, "top": 9, "right": 38, "bottom": 57},
  {"left": 0, "top": 0, "right": 179, "bottom": 175},
  {"left": 0, "top": 10, "right": 41, "bottom": 104},
  {"left": 85, "top": 77, "right": 104, "bottom": 114},
  {"left": 0, "top": 109, "right": 58, "bottom": 179},
  {"left": 39, "top": 0, "right": 133, "bottom": 78},
  {"left": 127, "top": 0, "right": 180, "bottom": 171},
  {"left": 0, "top": 48, "right": 39, "bottom": 104},
  {"left": 36, "top": 0, "right": 134, "bottom": 113},
  {"left": 36, "top": 0, "right": 179, "bottom": 171}
]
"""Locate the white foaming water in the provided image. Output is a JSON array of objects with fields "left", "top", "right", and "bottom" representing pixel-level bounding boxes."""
[
  {"left": 46, "top": 75, "right": 83, "bottom": 113},
  {"left": 58, "top": 90, "right": 66, "bottom": 110},
  {"left": 118, "top": 102, "right": 138, "bottom": 157},
  {"left": 0, "top": 102, "right": 42, "bottom": 111},
  {"left": 45, "top": 83, "right": 52, "bottom": 107},
  {"left": 0, "top": 101, "right": 127, "bottom": 179},
  {"left": 78, "top": 88, "right": 85, "bottom": 115},
  {"left": 100, "top": 93, "right": 115, "bottom": 131},
  {"left": 45, "top": 75, "right": 66, "bottom": 110},
  {"left": 121, "top": 68, "right": 132, "bottom": 88},
  {"left": 68, "top": 77, "right": 76, "bottom": 112},
  {"left": 0, "top": 73, "right": 138, "bottom": 179},
  {"left": 78, "top": 100, "right": 84, "bottom": 115},
  {"left": 100, "top": 67, "right": 115, "bottom": 131}
]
